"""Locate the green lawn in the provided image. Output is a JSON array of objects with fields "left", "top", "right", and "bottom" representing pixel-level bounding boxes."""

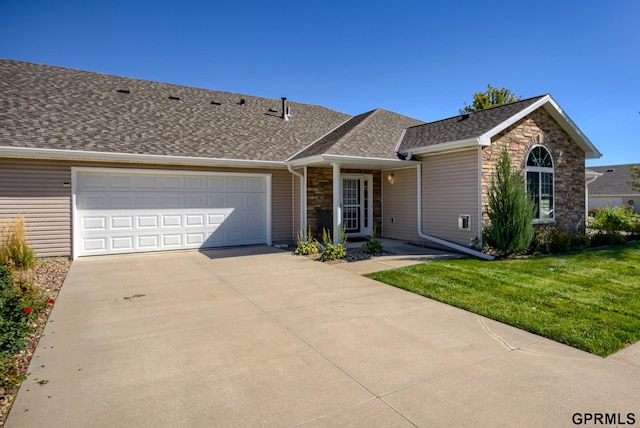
[{"left": 366, "top": 242, "right": 640, "bottom": 357}]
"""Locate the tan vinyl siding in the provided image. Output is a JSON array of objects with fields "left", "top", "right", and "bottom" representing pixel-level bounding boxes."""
[
  {"left": 421, "top": 149, "right": 479, "bottom": 246},
  {"left": 0, "top": 160, "right": 72, "bottom": 257},
  {"left": 381, "top": 167, "right": 420, "bottom": 241},
  {"left": 291, "top": 168, "right": 302, "bottom": 241},
  {"left": 270, "top": 169, "right": 294, "bottom": 242},
  {"left": 0, "top": 158, "right": 296, "bottom": 257}
]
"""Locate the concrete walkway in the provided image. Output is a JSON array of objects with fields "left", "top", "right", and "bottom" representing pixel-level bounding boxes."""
[
  {"left": 340, "top": 238, "right": 460, "bottom": 274},
  {"left": 7, "top": 246, "right": 640, "bottom": 427}
]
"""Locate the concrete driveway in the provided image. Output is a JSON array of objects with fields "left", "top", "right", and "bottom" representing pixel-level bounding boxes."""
[{"left": 7, "top": 246, "right": 640, "bottom": 427}]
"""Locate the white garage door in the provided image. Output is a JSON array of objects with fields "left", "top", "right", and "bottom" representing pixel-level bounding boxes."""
[{"left": 73, "top": 168, "right": 271, "bottom": 257}]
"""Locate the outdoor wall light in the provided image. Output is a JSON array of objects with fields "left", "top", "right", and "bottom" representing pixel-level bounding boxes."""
[{"left": 387, "top": 173, "right": 395, "bottom": 184}]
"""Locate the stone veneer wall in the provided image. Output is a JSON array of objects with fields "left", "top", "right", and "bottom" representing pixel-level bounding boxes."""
[
  {"left": 306, "top": 167, "right": 382, "bottom": 237},
  {"left": 481, "top": 109, "right": 586, "bottom": 232}
]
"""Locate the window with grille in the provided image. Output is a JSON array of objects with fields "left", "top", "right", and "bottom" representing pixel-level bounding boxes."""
[{"left": 526, "top": 146, "right": 554, "bottom": 221}]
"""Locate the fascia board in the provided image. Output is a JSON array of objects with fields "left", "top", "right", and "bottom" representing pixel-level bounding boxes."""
[
  {"left": 393, "top": 128, "right": 408, "bottom": 153},
  {"left": 286, "top": 155, "right": 326, "bottom": 167},
  {"left": 322, "top": 154, "right": 418, "bottom": 166},
  {"left": 542, "top": 98, "right": 603, "bottom": 159},
  {"left": 478, "top": 95, "right": 552, "bottom": 145},
  {"left": 0, "top": 146, "right": 285, "bottom": 169},
  {"left": 409, "top": 137, "right": 485, "bottom": 156},
  {"left": 286, "top": 154, "right": 419, "bottom": 168},
  {"left": 478, "top": 95, "right": 602, "bottom": 160}
]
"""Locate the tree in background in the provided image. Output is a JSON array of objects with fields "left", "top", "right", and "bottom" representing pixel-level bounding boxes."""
[
  {"left": 483, "top": 148, "right": 536, "bottom": 257},
  {"left": 628, "top": 165, "right": 640, "bottom": 192},
  {"left": 460, "top": 84, "right": 522, "bottom": 114}
]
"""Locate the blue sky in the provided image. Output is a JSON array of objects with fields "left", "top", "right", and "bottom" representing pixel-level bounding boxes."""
[{"left": 1, "top": 0, "right": 638, "bottom": 166}]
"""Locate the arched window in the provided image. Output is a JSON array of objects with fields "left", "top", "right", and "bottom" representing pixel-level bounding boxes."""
[{"left": 526, "top": 146, "right": 554, "bottom": 220}]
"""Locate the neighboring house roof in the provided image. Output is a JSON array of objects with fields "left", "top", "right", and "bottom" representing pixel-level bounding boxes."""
[
  {"left": 587, "top": 164, "right": 640, "bottom": 196},
  {"left": 398, "top": 94, "right": 602, "bottom": 159},
  {"left": 0, "top": 59, "right": 349, "bottom": 163}
]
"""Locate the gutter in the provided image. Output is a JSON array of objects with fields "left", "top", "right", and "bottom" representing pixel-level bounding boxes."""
[
  {"left": 287, "top": 164, "right": 307, "bottom": 239},
  {"left": 0, "top": 146, "right": 284, "bottom": 169},
  {"left": 416, "top": 164, "right": 494, "bottom": 260}
]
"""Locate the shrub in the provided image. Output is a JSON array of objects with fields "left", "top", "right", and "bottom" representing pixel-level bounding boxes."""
[
  {"left": 549, "top": 229, "right": 574, "bottom": 254},
  {"left": 1, "top": 353, "right": 26, "bottom": 391},
  {"left": 0, "top": 264, "right": 34, "bottom": 358},
  {"left": 532, "top": 227, "right": 553, "bottom": 254},
  {"left": 571, "top": 232, "right": 591, "bottom": 250},
  {"left": 590, "top": 205, "right": 637, "bottom": 233},
  {"left": 0, "top": 261, "right": 47, "bottom": 374},
  {"left": 0, "top": 216, "right": 35, "bottom": 269},
  {"left": 294, "top": 228, "right": 320, "bottom": 256},
  {"left": 483, "top": 149, "right": 535, "bottom": 257},
  {"left": 362, "top": 226, "right": 383, "bottom": 255},
  {"left": 362, "top": 239, "right": 383, "bottom": 255},
  {"left": 319, "top": 228, "right": 346, "bottom": 261},
  {"left": 531, "top": 227, "right": 591, "bottom": 254},
  {"left": 590, "top": 232, "right": 626, "bottom": 247}
]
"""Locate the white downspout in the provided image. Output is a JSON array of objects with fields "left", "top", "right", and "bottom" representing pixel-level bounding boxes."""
[
  {"left": 287, "top": 164, "right": 306, "bottom": 240},
  {"left": 416, "top": 164, "right": 494, "bottom": 260},
  {"left": 585, "top": 171, "right": 602, "bottom": 229},
  {"left": 332, "top": 163, "right": 342, "bottom": 244}
]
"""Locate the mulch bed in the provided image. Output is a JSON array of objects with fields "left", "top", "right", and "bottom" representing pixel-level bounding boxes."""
[{"left": 0, "top": 258, "right": 71, "bottom": 427}]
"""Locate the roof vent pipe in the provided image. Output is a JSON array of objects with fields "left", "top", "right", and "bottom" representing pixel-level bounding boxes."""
[{"left": 281, "top": 97, "right": 289, "bottom": 121}]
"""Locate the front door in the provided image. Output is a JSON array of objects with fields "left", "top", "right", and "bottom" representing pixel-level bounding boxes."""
[{"left": 342, "top": 175, "right": 372, "bottom": 236}]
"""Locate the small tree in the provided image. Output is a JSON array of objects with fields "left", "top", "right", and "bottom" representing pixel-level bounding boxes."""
[
  {"left": 628, "top": 165, "right": 640, "bottom": 192},
  {"left": 483, "top": 149, "right": 535, "bottom": 257},
  {"left": 460, "top": 84, "right": 522, "bottom": 114}
]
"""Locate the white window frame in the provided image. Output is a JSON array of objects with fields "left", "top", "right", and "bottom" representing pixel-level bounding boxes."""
[{"left": 525, "top": 145, "right": 555, "bottom": 223}]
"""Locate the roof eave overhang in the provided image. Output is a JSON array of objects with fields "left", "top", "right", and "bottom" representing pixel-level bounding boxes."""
[
  {"left": 479, "top": 95, "right": 603, "bottom": 160},
  {"left": 408, "top": 137, "right": 487, "bottom": 156},
  {"left": 401, "top": 95, "right": 603, "bottom": 160},
  {"left": 0, "top": 146, "right": 285, "bottom": 169},
  {"left": 286, "top": 154, "right": 420, "bottom": 169},
  {"left": 542, "top": 98, "right": 603, "bottom": 160}
]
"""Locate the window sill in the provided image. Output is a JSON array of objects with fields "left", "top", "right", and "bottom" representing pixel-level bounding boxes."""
[{"left": 533, "top": 219, "right": 555, "bottom": 225}]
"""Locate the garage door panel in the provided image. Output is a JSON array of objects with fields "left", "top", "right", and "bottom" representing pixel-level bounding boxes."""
[
  {"left": 112, "top": 175, "right": 134, "bottom": 188},
  {"left": 161, "top": 177, "right": 181, "bottom": 189},
  {"left": 138, "top": 195, "right": 160, "bottom": 209},
  {"left": 185, "top": 214, "right": 205, "bottom": 227},
  {"left": 137, "top": 216, "right": 158, "bottom": 228},
  {"left": 162, "top": 195, "right": 182, "bottom": 208},
  {"left": 111, "top": 216, "right": 133, "bottom": 230},
  {"left": 111, "top": 236, "right": 134, "bottom": 250},
  {"left": 81, "top": 196, "right": 107, "bottom": 210},
  {"left": 163, "top": 234, "right": 182, "bottom": 247},
  {"left": 111, "top": 196, "right": 134, "bottom": 209},
  {"left": 84, "top": 237, "right": 107, "bottom": 252},
  {"left": 162, "top": 215, "right": 181, "bottom": 227},
  {"left": 135, "top": 176, "right": 158, "bottom": 189},
  {"left": 207, "top": 177, "right": 225, "bottom": 189},
  {"left": 83, "top": 217, "right": 107, "bottom": 230},
  {"left": 138, "top": 235, "right": 159, "bottom": 248},
  {"left": 75, "top": 169, "right": 269, "bottom": 256}
]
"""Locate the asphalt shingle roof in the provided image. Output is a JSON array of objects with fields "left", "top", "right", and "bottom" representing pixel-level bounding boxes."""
[
  {"left": 588, "top": 164, "right": 640, "bottom": 195},
  {"left": 0, "top": 59, "right": 350, "bottom": 162},
  {"left": 291, "top": 108, "right": 424, "bottom": 160},
  {"left": 398, "top": 95, "right": 547, "bottom": 152},
  {"left": 1, "top": 60, "right": 569, "bottom": 166}
]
